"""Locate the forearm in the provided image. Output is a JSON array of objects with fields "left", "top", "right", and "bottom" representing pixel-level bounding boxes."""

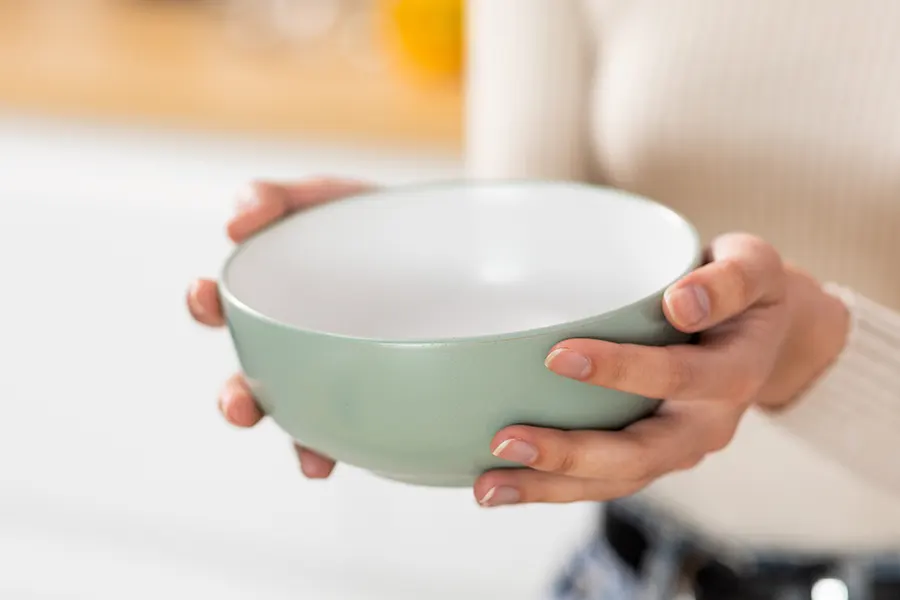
[
  {"left": 757, "top": 265, "right": 851, "bottom": 412},
  {"left": 766, "top": 281, "right": 900, "bottom": 495}
]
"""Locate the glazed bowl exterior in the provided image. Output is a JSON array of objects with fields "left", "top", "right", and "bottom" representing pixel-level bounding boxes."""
[{"left": 219, "top": 182, "right": 701, "bottom": 487}]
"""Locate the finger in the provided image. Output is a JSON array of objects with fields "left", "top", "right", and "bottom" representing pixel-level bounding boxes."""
[
  {"left": 294, "top": 444, "right": 337, "bottom": 479},
  {"left": 489, "top": 413, "right": 709, "bottom": 482},
  {"left": 186, "top": 279, "right": 225, "bottom": 327},
  {"left": 545, "top": 338, "right": 709, "bottom": 399},
  {"left": 474, "top": 469, "right": 646, "bottom": 507},
  {"left": 218, "top": 373, "right": 264, "bottom": 428},
  {"left": 664, "top": 233, "right": 786, "bottom": 332},
  {"left": 227, "top": 178, "right": 374, "bottom": 243},
  {"left": 546, "top": 335, "right": 772, "bottom": 401},
  {"left": 280, "top": 177, "right": 373, "bottom": 209}
]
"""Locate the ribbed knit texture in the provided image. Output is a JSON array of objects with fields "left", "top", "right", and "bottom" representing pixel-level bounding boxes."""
[
  {"left": 466, "top": 0, "right": 900, "bottom": 550},
  {"left": 774, "top": 286, "right": 900, "bottom": 495}
]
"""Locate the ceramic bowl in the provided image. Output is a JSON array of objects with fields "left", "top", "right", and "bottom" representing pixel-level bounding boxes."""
[{"left": 219, "top": 181, "right": 701, "bottom": 487}]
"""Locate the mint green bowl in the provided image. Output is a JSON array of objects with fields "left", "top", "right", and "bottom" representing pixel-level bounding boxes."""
[{"left": 219, "top": 181, "right": 701, "bottom": 487}]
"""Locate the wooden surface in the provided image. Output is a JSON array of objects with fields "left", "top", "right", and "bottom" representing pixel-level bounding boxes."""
[{"left": 0, "top": 0, "right": 462, "bottom": 148}]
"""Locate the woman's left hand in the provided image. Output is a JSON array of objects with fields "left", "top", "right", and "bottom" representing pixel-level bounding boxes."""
[{"left": 475, "top": 233, "right": 850, "bottom": 507}]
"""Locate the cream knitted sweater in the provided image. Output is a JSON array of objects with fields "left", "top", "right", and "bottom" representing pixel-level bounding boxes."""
[{"left": 467, "top": 0, "right": 900, "bottom": 552}]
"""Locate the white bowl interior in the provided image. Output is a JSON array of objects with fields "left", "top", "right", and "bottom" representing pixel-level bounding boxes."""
[{"left": 224, "top": 183, "right": 698, "bottom": 340}]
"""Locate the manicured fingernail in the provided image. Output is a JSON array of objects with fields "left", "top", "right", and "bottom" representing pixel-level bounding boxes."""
[
  {"left": 545, "top": 348, "right": 592, "bottom": 380},
  {"left": 235, "top": 184, "right": 260, "bottom": 213},
  {"left": 219, "top": 386, "right": 248, "bottom": 424},
  {"left": 219, "top": 390, "right": 233, "bottom": 420},
  {"left": 188, "top": 282, "right": 206, "bottom": 317},
  {"left": 301, "top": 458, "right": 330, "bottom": 479},
  {"left": 665, "top": 284, "right": 710, "bottom": 327},
  {"left": 479, "top": 486, "right": 521, "bottom": 507},
  {"left": 492, "top": 439, "right": 539, "bottom": 465}
]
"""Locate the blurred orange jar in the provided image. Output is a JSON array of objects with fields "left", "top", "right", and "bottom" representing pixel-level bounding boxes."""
[{"left": 378, "top": 0, "right": 464, "bottom": 83}]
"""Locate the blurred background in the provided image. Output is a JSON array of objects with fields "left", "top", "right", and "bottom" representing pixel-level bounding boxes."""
[{"left": 0, "top": 2, "right": 591, "bottom": 599}]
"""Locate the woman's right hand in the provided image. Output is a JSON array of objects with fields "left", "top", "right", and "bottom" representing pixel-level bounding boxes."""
[{"left": 186, "top": 177, "right": 375, "bottom": 479}]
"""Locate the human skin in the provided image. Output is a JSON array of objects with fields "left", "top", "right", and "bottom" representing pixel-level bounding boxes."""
[{"left": 186, "top": 178, "right": 850, "bottom": 505}]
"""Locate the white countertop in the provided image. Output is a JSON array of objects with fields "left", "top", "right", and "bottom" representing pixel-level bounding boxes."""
[{"left": 0, "top": 117, "right": 593, "bottom": 600}]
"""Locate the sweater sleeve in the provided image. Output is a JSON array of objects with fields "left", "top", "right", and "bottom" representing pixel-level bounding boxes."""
[
  {"left": 465, "top": 0, "right": 595, "bottom": 181},
  {"left": 771, "top": 284, "right": 900, "bottom": 495}
]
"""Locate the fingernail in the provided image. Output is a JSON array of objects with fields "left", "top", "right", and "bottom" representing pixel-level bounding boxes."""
[
  {"left": 493, "top": 439, "right": 539, "bottom": 465},
  {"left": 219, "top": 386, "right": 248, "bottom": 424},
  {"left": 479, "top": 486, "right": 521, "bottom": 507},
  {"left": 219, "top": 390, "right": 234, "bottom": 421},
  {"left": 301, "top": 459, "right": 330, "bottom": 479},
  {"left": 188, "top": 281, "right": 206, "bottom": 317},
  {"left": 665, "top": 284, "right": 710, "bottom": 327},
  {"left": 236, "top": 184, "right": 260, "bottom": 214},
  {"left": 545, "top": 348, "right": 592, "bottom": 380}
]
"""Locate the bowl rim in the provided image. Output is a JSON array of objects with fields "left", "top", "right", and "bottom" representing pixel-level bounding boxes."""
[{"left": 218, "top": 179, "right": 703, "bottom": 345}]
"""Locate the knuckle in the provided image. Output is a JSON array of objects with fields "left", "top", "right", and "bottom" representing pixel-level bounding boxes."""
[
  {"left": 755, "top": 238, "right": 783, "bottom": 270},
  {"left": 624, "top": 442, "right": 660, "bottom": 481},
  {"left": 549, "top": 449, "right": 579, "bottom": 476},
  {"left": 726, "top": 233, "right": 774, "bottom": 260},
  {"left": 538, "top": 431, "right": 597, "bottom": 477},
  {"left": 720, "top": 258, "right": 755, "bottom": 308},
  {"left": 741, "top": 233, "right": 771, "bottom": 254},
  {"left": 606, "top": 346, "right": 631, "bottom": 387},
  {"left": 770, "top": 263, "right": 788, "bottom": 298},
  {"left": 750, "top": 241, "right": 787, "bottom": 297},
  {"left": 662, "top": 349, "right": 693, "bottom": 398}
]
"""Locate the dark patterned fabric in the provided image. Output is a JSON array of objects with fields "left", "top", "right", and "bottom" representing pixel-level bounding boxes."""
[{"left": 548, "top": 502, "right": 900, "bottom": 600}]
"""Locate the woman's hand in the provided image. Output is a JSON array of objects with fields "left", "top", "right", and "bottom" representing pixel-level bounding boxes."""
[
  {"left": 186, "top": 177, "right": 374, "bottom": 479},
  {"left": 475, "top": 233, "right": 850, "bottom": 507}
]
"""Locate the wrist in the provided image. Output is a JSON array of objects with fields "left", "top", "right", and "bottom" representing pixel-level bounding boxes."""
[{"left": 757, "top": 266, "right": 851, "bottom": 411}]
